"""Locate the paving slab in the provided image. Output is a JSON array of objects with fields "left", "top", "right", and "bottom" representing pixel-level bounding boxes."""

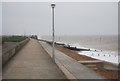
[{"left": 3, "top": 39, "right": 66, "bottom": 79}]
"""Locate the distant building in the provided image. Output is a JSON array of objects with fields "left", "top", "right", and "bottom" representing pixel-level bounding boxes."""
[{"left": 31, "top": 35, "right": 38, "bottom": 39}]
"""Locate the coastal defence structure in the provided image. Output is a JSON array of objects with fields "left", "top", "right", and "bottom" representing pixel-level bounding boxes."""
[
  {"left": 40, "top": 41, "right": 105, "bottom": 79},
  {"left": 2, "top": 38, "right": 106, "bottom": 80},
  {"left": 2, "top": 38, "right": 29, "bottom": 65}
]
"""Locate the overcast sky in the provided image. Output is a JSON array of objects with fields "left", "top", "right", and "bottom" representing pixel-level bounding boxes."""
[{"left": 2, "top": 2, "right": 118, "bottom": 36}]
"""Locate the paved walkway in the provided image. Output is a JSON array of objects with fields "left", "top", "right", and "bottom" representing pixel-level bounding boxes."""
[{"left": 3, "top": 39, "right": 66, "bottom": 79}]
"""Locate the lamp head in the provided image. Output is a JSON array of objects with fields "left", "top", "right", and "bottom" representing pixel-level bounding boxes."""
[{"left": 51, "top": 3, "right": 55, "bottom": 8}]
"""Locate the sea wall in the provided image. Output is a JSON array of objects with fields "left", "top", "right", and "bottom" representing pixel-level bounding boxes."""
[
  {"left": 40, "top": 41, "right": 106, "bottom": 79},
  {"left": 2, "top": 38, "right": 30, "bottom": 66}
]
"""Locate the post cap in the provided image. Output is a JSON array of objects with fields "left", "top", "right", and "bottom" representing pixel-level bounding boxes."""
[{"left": 51, "top": 3, "right": 55, "bottom": 8}]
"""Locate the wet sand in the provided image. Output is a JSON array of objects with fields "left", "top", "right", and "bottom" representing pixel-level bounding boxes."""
[{"left": 55, "top": 45, "right": 119, "bottom": 80}]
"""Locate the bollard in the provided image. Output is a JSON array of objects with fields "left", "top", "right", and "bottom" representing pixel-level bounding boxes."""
[{"left": 98, "top": 54, "right": 99, "bottom": 56}]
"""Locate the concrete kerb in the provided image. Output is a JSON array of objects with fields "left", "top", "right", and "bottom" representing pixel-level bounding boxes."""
[{"left": 40, "top": 41, "right": 106, "bottom": 80}]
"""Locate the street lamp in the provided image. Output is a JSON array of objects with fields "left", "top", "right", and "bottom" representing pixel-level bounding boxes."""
[{"left": 51, "top": 3, "right": 55, "bottom": 61}]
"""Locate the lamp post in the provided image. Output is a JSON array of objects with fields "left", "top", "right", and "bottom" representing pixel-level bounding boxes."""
[{"left": 51, "top": 3, "right": 55, "bottom": 61}]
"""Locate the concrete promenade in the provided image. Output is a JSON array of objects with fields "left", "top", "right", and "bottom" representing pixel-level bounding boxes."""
[{"left": 3, "top": 39, "right": 66, "bottom": 79}]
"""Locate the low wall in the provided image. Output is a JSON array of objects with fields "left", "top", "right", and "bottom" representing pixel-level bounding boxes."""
[
  {"left": 40, "top": 42, "right": 106, "bottom": 80},
  {"left": 2, "top": 38, "right": 30, "bottom": 66}
]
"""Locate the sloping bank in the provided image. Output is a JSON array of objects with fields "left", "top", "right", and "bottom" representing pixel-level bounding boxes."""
[
  {"left": 2, "top": 38, "right": 30, "bottom": 66},
  {"left": 40, "top": 41, "right": 107, "bottom": 80}
]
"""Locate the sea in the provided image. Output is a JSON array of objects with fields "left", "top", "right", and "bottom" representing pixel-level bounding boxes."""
[{"left": 41, "top": 35, "right": 119, "bottom": 64}]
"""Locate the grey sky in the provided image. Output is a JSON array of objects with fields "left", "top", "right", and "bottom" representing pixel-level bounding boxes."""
[{"left": 2, "top": 2, "right": 118, "bottom": 36}]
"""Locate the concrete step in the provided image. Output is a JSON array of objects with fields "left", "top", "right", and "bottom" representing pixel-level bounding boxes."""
[
  {"left": 92, "top": 68, "right": 98, "bottom": 70},
  {"left": 78, "top": 60, "right": 103, "bottom": 70},
  {"left": 78, "top": 60, "right": 103, "bottom": 64},
  {"left": 83, "top": 64, "right": 98, "bottom": 70},
  {"left": 86, "top": 64, "right": 97, "bottom": 67}
]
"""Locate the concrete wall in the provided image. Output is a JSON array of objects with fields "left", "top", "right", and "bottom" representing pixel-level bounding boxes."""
[
  {"left": 2, "top": 38, "right": 30, "bottom": 66},
  {"left": 40, "top": 42, "right": 106, "bottom": 80}
]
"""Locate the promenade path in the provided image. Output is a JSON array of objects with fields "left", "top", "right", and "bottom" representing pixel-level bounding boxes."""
[{"left": 3, "top": 39, "right": 66, "bottom": 79}]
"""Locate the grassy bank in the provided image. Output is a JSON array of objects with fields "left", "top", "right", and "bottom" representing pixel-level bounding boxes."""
[{"left": 2, "top": 36, "right": 26, "bottom": 44}]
